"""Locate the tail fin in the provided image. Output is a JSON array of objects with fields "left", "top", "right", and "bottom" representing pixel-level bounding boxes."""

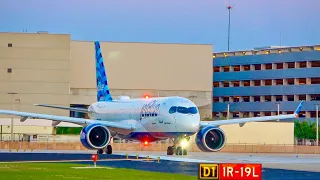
[{"left": 94, "top": 41, "right": 113, "bottom": 102}]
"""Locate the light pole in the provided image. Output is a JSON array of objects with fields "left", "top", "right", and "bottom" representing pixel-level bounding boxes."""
[
  {"left": 316, "top": 104, "right": 319, "bottom": 148},
  {"left": 8, "top": 92, "right": 17, "bottom": 142},
  {"left": 226, "top": 5, "right": 233, "bottom": 51},
  {"left": 227, "top": 103, "right": 230, "bottom": 120},
  {"left": 277, "top": 102, "right": 280, "bottom": 121}
]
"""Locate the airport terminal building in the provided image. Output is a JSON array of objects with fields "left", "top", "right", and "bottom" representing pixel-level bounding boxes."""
[{"left": 212, "top": 45, "right": 320, "bottom": 121}]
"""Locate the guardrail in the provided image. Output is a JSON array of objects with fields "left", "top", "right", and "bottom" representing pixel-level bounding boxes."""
[{"left": 0, "top": 142, "right": 319, "bottom": 154}]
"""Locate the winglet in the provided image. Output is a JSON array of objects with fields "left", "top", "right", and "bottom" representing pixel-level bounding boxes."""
[{"left": 294, "top": 100, "right": 304, "bottom": 117}]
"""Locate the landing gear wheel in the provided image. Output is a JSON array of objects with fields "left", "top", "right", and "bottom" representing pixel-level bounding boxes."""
[
  {"left": 167, "top": 146, "right": 174, "bottom": 155},
  {"left": 175, "top": 146, "right": 182, "bottom": 155},
  {"left": 105, "top": 145, "right": 112, "bottom": 154},
  {"left": 183, "top": 149, "right": 187, "bottom": 155},
  {"left": 97, "top": 149, "right": 104, "bottom": 154}
]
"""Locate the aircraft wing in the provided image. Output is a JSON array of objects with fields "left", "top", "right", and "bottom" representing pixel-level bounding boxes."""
[
  {"left": 0, "top": 110, "right": 134, "bottom": 131},
  {"left": 34, "top": 104, "right": 88, "bottom": 113},
  {"left": 200, "top": 100, "right": 304, "bottom": 127}
]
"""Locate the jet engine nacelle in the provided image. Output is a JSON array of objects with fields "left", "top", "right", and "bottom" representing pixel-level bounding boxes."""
[
  {"left": 80, "top": 123, "right": 111, "bottom": 149},
  {"left": 195, "top": 126, "right": 227, "bottom": 152}
]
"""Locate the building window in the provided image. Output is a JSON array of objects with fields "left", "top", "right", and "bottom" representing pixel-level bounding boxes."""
[
  {"left": 300, "top": 61, "right": 307, "bottom": 68},
  {"left": 254, "top": 80, "right": 261, "bottom": 86},
  {"left": 243, "top": 96, "right": 250, "bottom": 102},
  {"left": 311, "top": 94, "right": 320, "bottom": 101},
  {"left": 276, "top": 63, "right": 283, "bottom": 69},
  {"left": 233, "top": 65, "right": 240, "bottom": 72},
  {"left": 299, "top": 95, "right": 306, "bottom": 101},
  {"left": 299, "top": 78, "right": 306, "bottom": 85},
  {"left": 265, "top": 80, "right": 272, "bottom": 86},
  {"left": 265, "top": 96, "right": 271, "bottom": 102},
  {"left": 223, "top": 82, "right": 230, "bottom": 87},
  {"left": 214, "top": 67, "right": 220, "bottom": 72},
  {"left": 287, "top": 79, "right": 294, "bottom": 85},
  {"left": 223, "top": 66, "right": 230, "bottom": 72},
  {"left": 276, "top": 79, "right": 283, "bottom": 85},
  {"left": 8, "top": 43, "right": 12, "bottom": 47},
  {"left": 276, "top": 95, "right": 282, "bottom": 101},
  {"left": 311, "top": 61, "right": 320, "bottom": 67},
  {"left": 243, "top": 80, "right": 250, "bottom": 86},
  {"left": 233, "top": 81, "right": 240, "bottom": 87},
  {"left": 243, "top": 65, "right": 250, "bottom": 71},
  {"left": 7, "top": 68, "right": 12, "bottom": 73},
  {"left": 264, "top": 112, "right": 271, "bottom": 116},
  {"left": 213, "top": 97, "right": 219, "bottom": 102},
  {"left": 288, "top": 62, "right": 295, "bottom": 68},
  {"left": 265, "top": 64, "right": 272, "bottom": 70},
  {"left": 223, "top": 97, "right": 229, "bottom": 102},
  {"left": 311, "top": 78, "right": 320, "bottom": 84},
  {"left": 213, "top": 82, "right": 219, "bottom": 87},
  {"left": 287, "top": 95, "right": 294, "bottom": 101},
  {"left": 253, "top": 96, "right": 260, "bottom": 102},
  {"left": 254, "top": 64, "right": 261, "bottom": 70}
]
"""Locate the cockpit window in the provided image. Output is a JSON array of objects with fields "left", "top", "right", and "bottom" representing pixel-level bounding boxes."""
[
  {"left": 169, "top": 106, "right": 177, "bottom": 114},
  {"left": 169, "top": 106, "right": 198, "bottom": 114},
  {"left": 188, "top": 107, "right": 198, "bottom": 114},
  {"left": 177, "top": 107, "right": 189, "bottom": 114}
]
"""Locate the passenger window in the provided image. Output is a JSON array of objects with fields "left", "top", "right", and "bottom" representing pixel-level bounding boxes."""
[
  {"left": 177, "top": 107, "right": 189, "bottom": 114},
  {"left": 188, "top": 107, "right": 198, "bottom": 114},
  {"left": 169, "top": 106, "right": 177, "bottom": 114}
]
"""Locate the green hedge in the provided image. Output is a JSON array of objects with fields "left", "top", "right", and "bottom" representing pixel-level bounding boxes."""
[{"left": 56, "top": 127, "right": 83, "bottom": 135}]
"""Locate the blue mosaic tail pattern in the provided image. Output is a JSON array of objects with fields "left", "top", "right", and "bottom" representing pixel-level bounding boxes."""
[{"left": 94, "top": 41, "right": 113, "bottom": 102}]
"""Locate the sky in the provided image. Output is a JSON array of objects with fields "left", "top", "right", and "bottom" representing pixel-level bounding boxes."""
[{"left": 0, "top": 0, "right": 319, "bottom": 52}]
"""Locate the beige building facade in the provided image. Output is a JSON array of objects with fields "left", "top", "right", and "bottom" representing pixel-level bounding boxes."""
[{"left": 0, "top": 32, "right": 213, "bottom": 119}]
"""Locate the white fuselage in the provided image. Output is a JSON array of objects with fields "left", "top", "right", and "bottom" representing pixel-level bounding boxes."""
[{"left": 87, "top": 96, "right": 200, "bottom": 141}]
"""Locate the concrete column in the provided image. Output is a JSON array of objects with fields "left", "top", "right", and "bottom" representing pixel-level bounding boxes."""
[
  {"left": 229, "top": 81, "right": 234, "bottom": 87},
  {"left": 272, "top": 80, "right": 276, "bottom": 86},
  {"left": 240, "top": 81, "right": 244, "bottom": 87},
  {"left": 294, "top": 78, "right": 299, "bottom": 85},
  {"left": 283, "top": 63, "right": 288, "bottom": 69},
  {"left": 261, "top": 80, "right": 265, "bottom": 86},
  {"left": 218, "top": 112, "right": 223, "bottom": 118},
  {"left": 294, "top": 95, "right": 299, "bottom": 101},
  {"left": 306, "top": 78, "right": 311, "bottom": 85},
  {"left": 295, "top": 62, "right": 300, "bottom": 68},
  {"left": 282, "top": 111, "right": 287, "bottom": 115},
  {"left": 219, "top": 97, "right": 223, "bottom": 102},
  {"left": 261, "top": 64, "right": 266, "bottom": 70},
  {"left": 307, "top": 61, "right": 312, "bottom": 68},
  {"left": 239, "top": 112, "right": 244, "bottom": 118},
  {"left": 283, "top": 79, "right": 288, "bottom": 85},
  {"left": 230, "top": 66, "right": 234, "bottom": 72},
  {"left": 219, "top": 82, "right": 223, "bottom": 87},
  {"left": 240, "top": 65, "right": 244, "bottom": 71},
  {"left": 260, "top": 112, "right": 265, "bottom": 117},
  {"left": 271, "top": 96, "right": 276, "bottom": 102},
  {"left": 250, "top": 96, "right": 254, "bottom": 102},
  {"left": 260, "top": 96, "right": 265, "bottom": 102},
  {"left": 283, "top": 95, "right": 288, "bottom": 101},
  {"left": 229, "top": 97, "right": 234, "bottom": 102},
  {"left": 305, "top": 111, "right": 311, "bottom": 118},
  {"left": 239, "top": 96, "right": 244, "bottom": 102},
  {"left": 306, "top": 95, "right": 311, "bottom": 101},
  {"left": 272, "top": 63, "right": 276, "bottom": 70},
  {"left": 219, "top": 67, "right": 224, "bottom": 72},
  {"left": 250, "top": 80, "right": 254, "bottom": 86},
  {"left": 249, "top": 112, "right": 254, "bottom": 117},
  {"left": 250, "top": 65, "right": 255, "bottom": 70},
  {"left": 271, "top": 112, "right": 276, "bottom": 116}
]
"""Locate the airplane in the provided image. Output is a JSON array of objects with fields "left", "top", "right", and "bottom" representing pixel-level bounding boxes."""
[{"left": 0, "top": 41, "right": 304, "bottom": 156}]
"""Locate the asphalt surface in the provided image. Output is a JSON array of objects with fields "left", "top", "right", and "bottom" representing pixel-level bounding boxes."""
[{"left": 0, "top": 151, "right": 319, "bottom": 180}]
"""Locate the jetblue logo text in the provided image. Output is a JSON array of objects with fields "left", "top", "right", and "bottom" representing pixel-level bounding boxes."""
[{"left": 198, "top": 164, "right": 219, "bottom": 179}]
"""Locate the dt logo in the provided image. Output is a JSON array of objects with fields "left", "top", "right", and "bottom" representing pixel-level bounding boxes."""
[{"left": 198, "top": 164, "right": 219, "bottom": 179}]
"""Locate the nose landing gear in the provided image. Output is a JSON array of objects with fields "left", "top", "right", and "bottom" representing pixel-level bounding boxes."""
[
  {"left": 96, "top": 144, "right": 113, "bottom": 154},
  {"left": 166, "top": 137, "right": 189, "bottom": 156}
]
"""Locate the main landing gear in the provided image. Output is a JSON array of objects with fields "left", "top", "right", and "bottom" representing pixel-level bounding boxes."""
[
  {"left": 97, "top": 144, "right": 112, "bottom": 154},
  {"left": 167, "top": 137, "right": 189, "bottom": 156}
]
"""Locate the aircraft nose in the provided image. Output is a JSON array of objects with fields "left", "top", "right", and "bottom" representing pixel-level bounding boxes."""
[{"left": 176, "top": 114, "right": 200, "bottom": 133}]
